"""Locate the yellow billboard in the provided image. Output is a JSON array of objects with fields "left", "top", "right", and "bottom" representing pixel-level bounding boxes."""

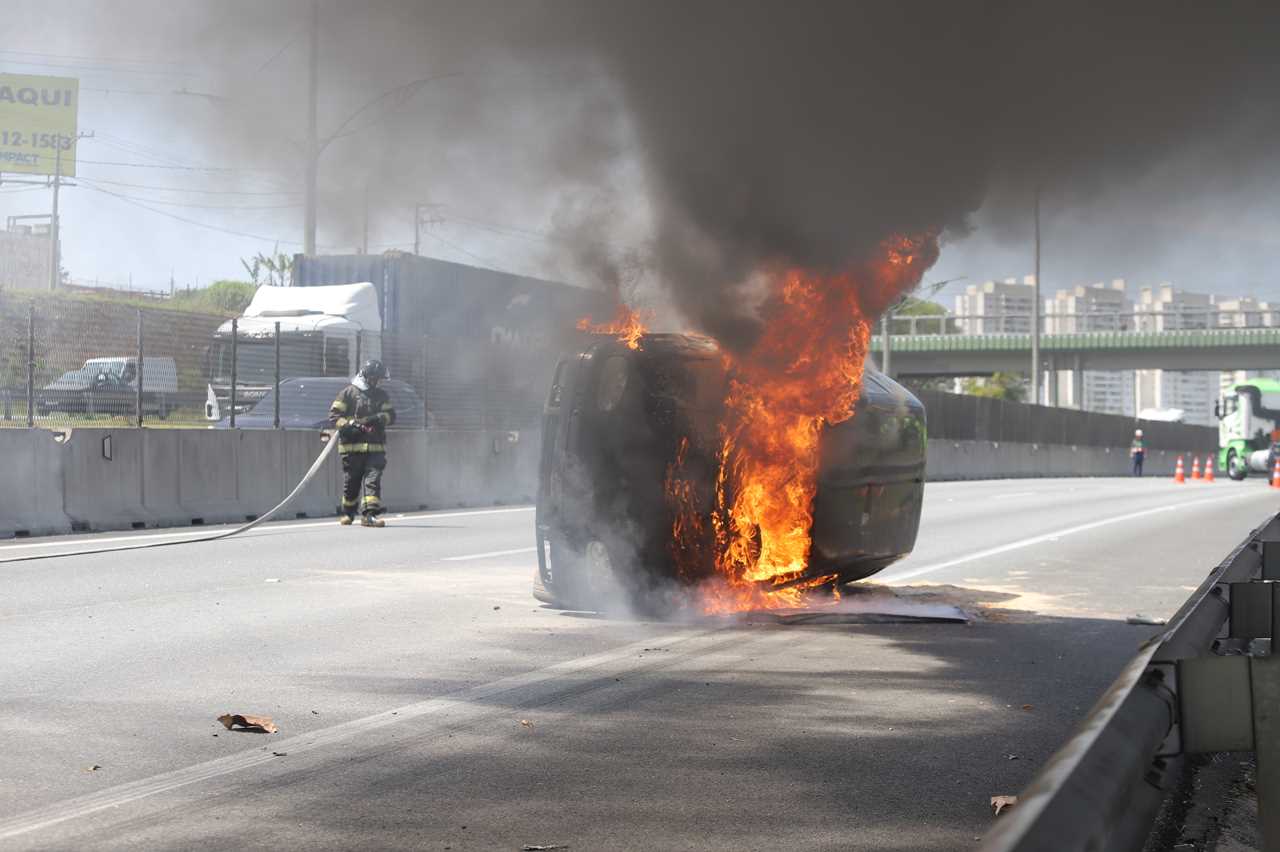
[{"left": 0, "top": 74, "right": 79, "bottom": 177}]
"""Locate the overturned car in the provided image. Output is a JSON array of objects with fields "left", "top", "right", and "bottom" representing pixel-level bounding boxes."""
[{"left": 533, "top": 333, "right": 926, "bottom": 610}]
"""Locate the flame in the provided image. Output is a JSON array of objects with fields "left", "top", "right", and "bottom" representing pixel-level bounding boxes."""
[
  {"left": 577, "top": 305, "right": 648, "bottom": 350},
  {"left": 695, "top": 234, "right": 937, "bottom": 613}
]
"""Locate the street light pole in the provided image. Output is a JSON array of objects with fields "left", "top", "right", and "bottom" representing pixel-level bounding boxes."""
[
  {"left": 303, "top": 0, "right": 319, "bottom": 256},
  {"left": 881, "top": 310, "right": 892, "bottom": 376},
  {"left": 1031, "top": 184, "right": 1042, "bottom": 405}
]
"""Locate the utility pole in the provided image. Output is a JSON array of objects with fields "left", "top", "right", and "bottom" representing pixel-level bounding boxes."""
[
  {"left": 303, "top": 0, "right": 319, "bottom": 256},
  {"left": 46, "top": 131, "right": 94, "bottom": 292},
  {"left": 49, "top": 144, "right": 62, "bottom": 292},
  {"left": 413, "top": 203, "right": 422, "bottom": 255},
  {"left": 1031, "top": 184, "right": 1042, "bottom": 406}
]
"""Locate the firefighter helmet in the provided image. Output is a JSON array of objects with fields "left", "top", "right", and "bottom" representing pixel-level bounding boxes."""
[{"left": 361, "top": 359, "right": 387, "bottom": 381}]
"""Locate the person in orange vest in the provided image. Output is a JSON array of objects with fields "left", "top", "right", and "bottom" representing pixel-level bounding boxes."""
[{"left": 1130, "top": 428, "right": 1145, "bottom": 476}]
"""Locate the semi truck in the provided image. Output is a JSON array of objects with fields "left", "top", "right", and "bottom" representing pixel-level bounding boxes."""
[
  {"left": 1216, "top": 378, "right": 1280, "bottom": 479},
  {"left": 290, "top": 252, "right": 613, "bottom": 430},
  {"left": 205, "top": 282, "right": 381, "bottom": 420},
  {"left": 291, "top": 252, "right": 611, "bottom": 348}
]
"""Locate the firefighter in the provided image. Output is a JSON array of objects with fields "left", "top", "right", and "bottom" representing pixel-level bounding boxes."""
[{"left": 329, "top": 359, "right": 396, "bottom": 526}]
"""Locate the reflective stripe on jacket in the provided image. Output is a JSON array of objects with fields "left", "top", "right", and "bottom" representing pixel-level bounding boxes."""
[{"left": 337, "top": 442, "right": 386, "bottom": 454}]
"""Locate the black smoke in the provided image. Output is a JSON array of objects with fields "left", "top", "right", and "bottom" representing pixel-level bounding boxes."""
[
  {"left": 539, "top": 0, "right": 1280, "bottom": 346},
  {"left": 46, "top": 1, "right": 1280, "bottom": 336}
]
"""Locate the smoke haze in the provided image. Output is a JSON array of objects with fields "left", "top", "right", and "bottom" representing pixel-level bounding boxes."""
[{"left": 7, "top": 2, "right": 1280, "bottom": 321}]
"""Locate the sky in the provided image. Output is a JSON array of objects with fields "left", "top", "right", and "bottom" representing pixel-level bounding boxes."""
[{"left": 3, "top": 2, "right": 1280, "bottom": 312}]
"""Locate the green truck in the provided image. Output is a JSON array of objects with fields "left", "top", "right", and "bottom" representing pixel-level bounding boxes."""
[{"left": 1217, "top": 378, "right": 1280, "bottom": 479}]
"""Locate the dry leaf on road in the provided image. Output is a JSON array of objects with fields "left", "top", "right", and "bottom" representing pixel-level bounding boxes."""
[
  {"left": 217, "top": 713, "right": 278, "bottom": 734},
  {"left": 991, "top": 795, "right": 1018, "bottom": 816},
  {"left": 520, "top": 719, "right": 534, "bottom": 728}
]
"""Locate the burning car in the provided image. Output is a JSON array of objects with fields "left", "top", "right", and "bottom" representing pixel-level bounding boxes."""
[{"left": 533, "top": 332, "right": 926, "bottom": 612}]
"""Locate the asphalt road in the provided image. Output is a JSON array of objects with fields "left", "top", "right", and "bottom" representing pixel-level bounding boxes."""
[{"left": 0, "top": 476, "right": 1275, "bottom": 851}]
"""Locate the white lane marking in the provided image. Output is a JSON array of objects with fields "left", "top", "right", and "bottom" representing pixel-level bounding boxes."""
[
  {"left": 990, "top": 491, "right": 1036, "bottom": 500},
  {"left": 0, "top": 506, "right": 534, "bottom": 553},
  {"left": 442, "top": 546, "right": 537, "bottom": 562},
  {"left": 0, "top": 626, "right": 726, "bottom": 842},
  {"left": 880, "top": 490, "right": 1268, "bottom": 584}
]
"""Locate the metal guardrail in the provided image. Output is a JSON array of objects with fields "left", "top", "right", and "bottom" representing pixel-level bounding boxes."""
[{"left": 979, "top": 510, "right": 1280, "bottom": 852}]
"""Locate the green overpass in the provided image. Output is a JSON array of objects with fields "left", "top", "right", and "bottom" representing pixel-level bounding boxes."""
[{"left": 872, "top": 327, "right": 1280, "bottom": 376}]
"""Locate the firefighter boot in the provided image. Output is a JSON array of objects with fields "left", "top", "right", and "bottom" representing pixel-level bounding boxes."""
[
  {"left": 361, "top": 514, "right": 385, "bottom": 528},
  {"left": 339, "top": 515, "right": 354, "bottom": 526}
]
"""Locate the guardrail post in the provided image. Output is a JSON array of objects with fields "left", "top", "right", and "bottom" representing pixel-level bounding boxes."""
[
  {"left": 229, "top": 317, "right": 238, "bottom": 429},
  {"left": 25, "top": 302, "right": 34, "bottom": 427},
  {"left": 135, "top": 309, "right": 144, "bottom": 427},
  {"left": 1178, "top": 653, "right": 1280, "bottom": 850},
  {"left": 273, "top": 320, "right": 281, "bottom": 429},
  {"left": 1253, "top": 655, "right": 1280, "bottom": 846}
]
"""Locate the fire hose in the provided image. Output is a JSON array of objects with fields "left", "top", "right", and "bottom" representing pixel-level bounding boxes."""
[{"left": 0, "top": 433, "right": 339, "bottom": 565}]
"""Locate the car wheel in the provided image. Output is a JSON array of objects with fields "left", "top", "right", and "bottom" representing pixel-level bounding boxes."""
[{"left": 1228, "top": 449, "right": 1247, "bottom": 481}]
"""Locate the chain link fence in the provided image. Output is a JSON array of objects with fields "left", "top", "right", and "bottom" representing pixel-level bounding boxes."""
[{"left": 0, "top": 290, "right": 558, "bottom": 431}]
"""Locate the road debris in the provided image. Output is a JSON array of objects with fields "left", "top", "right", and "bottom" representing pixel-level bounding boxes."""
[
  {"left": 522, "top": 845, "right": 568, "bottom": 851},
  {"left": 217, "top": 713, "right": 278, "bottom": 734},
  {"left": 1126, "top": 614, "right": 1166, "bottom": 626},
  {"left": 272, "top": 751, "right": 287, "bottom": 757},
  {"left": 1004, "top": 753, "right": 1019, "bottom": 761},
  {"left": 520, "top": 719, "right": 534, "bottom": 728},
  {"left": 1020, "top": 704, "right": 1034, "bottom": 711},
  {"left": 85, "top": 764, "right": 101, "bottom": 772},
  {"left": 991, "top": 795, "right": 1018, "bottom": 816}
]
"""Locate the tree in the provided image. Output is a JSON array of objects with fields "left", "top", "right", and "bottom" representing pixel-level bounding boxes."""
[
  {"left": 960, "top": 372, "right": 1028, "bottom": 403},
  {"left": 890, "top": 297, "right": 955, "bottom": 334},
  {"left": 170, "top": 280, "right": 257, "bottom": 314},
  {"left": 240, "top": 247, "right": 293, "bottom": 287}
]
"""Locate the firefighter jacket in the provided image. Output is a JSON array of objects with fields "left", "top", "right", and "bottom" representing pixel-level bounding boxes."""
[{"left": 329, "top": 383, "right": 396, "bottom": 453}]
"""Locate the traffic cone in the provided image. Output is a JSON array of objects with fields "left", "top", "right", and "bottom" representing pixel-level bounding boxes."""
[
  {"left": 1174, "top": 456, "right": 1185, "bottom": 483},
  {"left": 1272, "top": 457, "right": 1280, "bottom": 489},
  {"left": 1191, "top": 456, "right": 1202, "bottom": 479},
  {"left": 1204, "top": 457, "right": 1216, "bottom": 482}
]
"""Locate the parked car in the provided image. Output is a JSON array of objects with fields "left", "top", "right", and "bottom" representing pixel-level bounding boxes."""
[
  {"left": 220, "top": 377, "right": 425, "bottom": 429},
  {"left": 533, "top": 333, "right": 927, "bottom": 610},
  {"left": 36, "top": 356, "right": 178, "bottom": 419}
]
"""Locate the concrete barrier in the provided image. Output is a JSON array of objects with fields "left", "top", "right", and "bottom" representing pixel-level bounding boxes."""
[
  {"left": 0, "top": 424, "right": 1231, "bottom": 539},
  {"left": 61, "top": 429, "right": 149, "bottom": 531},
  {"left": 925, "top": 440, "right": 1205, "bottom": 481},
  {"left": 0, "top": 429, "right": 71, "bottom": 537}
]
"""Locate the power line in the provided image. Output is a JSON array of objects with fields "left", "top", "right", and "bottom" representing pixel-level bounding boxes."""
[
  {"left": 74, "top": 176, "right": 298, "bottom": 196},
  {"left": 75, "top": 158, "right": 286, "bottom": 173},
  {"left": 76, "top": 179, "right": 301, "bottom": 210},
  {"left": 0, "top": 47, "right": 188, "bottom": 69},
  {"left": 82, "top": 183, "right": 305, "bottom": 246},
  {"left": 0, "top": 56, "right": 196, "bottom": 77},
  {"left": 419, "top": 228, "right": 505, "bottom": 271},
  {"left": 444, "top": 216, "right": 552, "bottom": 244}
]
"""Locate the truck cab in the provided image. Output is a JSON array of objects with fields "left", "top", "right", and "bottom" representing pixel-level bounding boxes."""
[
  {"left": 205, "top": 282, "right": 382, "bottom": 420},
  {"left": 1217, "top": 379, "right": 1280, "bottom": 479}
]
